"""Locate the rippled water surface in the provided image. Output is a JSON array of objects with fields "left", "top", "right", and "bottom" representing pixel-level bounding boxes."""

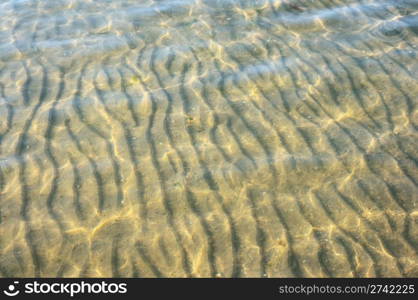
[{"left": 0, "top": 0, "right": 417, "bottom": 277}]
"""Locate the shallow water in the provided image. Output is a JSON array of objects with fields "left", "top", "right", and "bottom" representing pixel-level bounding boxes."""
[{"left": 0, "top": 0, "right": 417, "bottom": 277}]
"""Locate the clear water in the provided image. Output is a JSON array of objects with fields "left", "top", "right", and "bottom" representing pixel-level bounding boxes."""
[{"left": 0, "top": 0, "right": 417, "bottom": 277}]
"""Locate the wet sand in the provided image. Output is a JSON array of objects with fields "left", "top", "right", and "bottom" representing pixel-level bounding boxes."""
[{"left": 0, "top": 0, "right": 417, "bottom": 277}]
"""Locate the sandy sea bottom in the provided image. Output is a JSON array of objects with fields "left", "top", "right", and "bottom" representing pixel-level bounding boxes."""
[{"left": 0, "top": 0, "right": 417, "bottom": 277}]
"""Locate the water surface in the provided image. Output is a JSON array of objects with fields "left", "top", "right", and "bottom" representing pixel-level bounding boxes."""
[{"left": 0, "top": 0, "right": 417, "bottom": 277}]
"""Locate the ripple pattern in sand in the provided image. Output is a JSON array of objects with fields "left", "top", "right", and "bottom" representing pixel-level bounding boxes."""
[{"left": 0, "top": 0, "right": 417, "bottom": 277}]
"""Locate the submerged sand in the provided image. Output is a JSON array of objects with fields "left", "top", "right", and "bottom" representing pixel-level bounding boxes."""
[{"left": 0, "top": 0, "right": 417, "bottom": 277}]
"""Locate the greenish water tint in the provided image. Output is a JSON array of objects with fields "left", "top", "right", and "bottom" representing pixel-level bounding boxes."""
[{"left": 0, "top": 0, "right": 417, "bottom": 277}]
